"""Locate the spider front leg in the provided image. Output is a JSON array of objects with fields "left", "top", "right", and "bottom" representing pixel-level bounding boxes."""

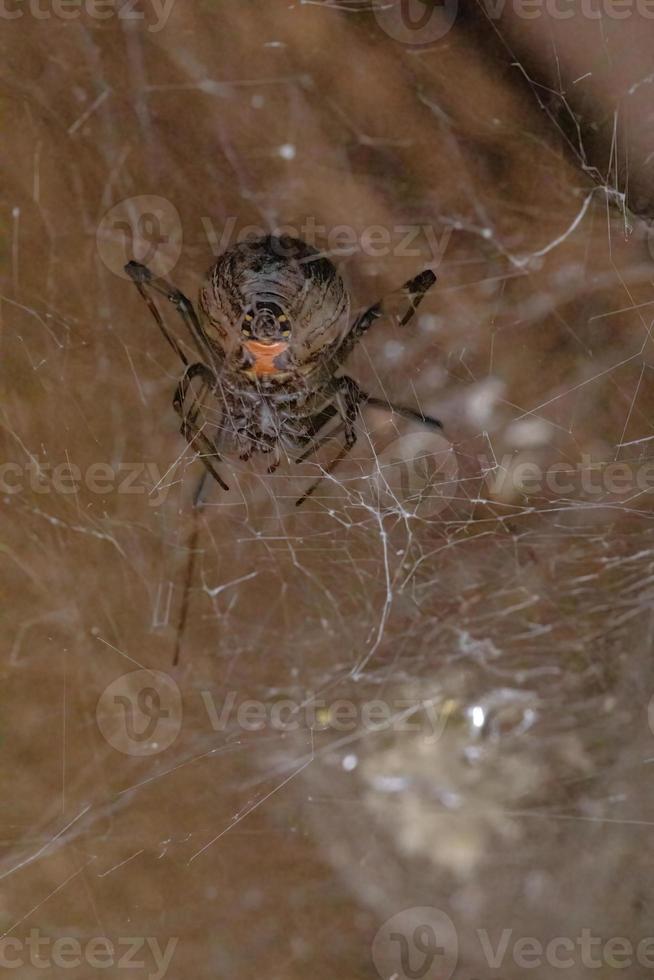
[
  {"left": 173, "top": 362, "right": 230, "bottom": 492},
  {"left": 125, "top": 260, "right": 212, "bottom": 364},
  {"left": 333, "top": 268, "right": 436, "bottom": 366}
]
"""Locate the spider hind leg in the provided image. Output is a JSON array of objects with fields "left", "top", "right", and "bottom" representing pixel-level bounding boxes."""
[
  {"left": 294, "top": 375, "right": 444, "bottom": 507},
  {"left": 295, "top": 377, "right": 361, "bottom": 507}
]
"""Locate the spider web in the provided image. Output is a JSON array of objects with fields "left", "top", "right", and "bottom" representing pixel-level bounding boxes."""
[{"left": 2, "top": 3, "right": 654, "bottom": 978}]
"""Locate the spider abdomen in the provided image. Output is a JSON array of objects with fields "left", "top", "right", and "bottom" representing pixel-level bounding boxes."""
[{"left": 199, "top": 234, "right": 350, "bottom": 376}]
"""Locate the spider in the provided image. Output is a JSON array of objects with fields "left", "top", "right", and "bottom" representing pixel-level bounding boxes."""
[{"left": 126, "top": 233, "right": 441, "bottom": 508}]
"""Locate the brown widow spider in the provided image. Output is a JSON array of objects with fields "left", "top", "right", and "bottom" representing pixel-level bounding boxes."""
[
  {"left": 127, "top": 234, "right": 440, "bottom": 500},
  {"left": 126, "top": 234, "right": 441, "bottom": 662}
]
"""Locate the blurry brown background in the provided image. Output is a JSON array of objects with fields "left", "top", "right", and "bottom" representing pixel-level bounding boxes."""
[{"left": 3, "top": 1, "right": 654, "bottom": 977}]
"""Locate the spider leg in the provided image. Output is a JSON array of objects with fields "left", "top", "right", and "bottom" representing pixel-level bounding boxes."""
[
  {"left": 333, "top": 268, "right": 436, "bottom": 366},
  {"left": 295, "top": 420, "right": 345, "bottom": 465},
  {"left": 173, "top": 363, "right": 230, "bottom": 492},
  {"left": 125, "top": 260, "right": 211, "bottom": 363},
  {"left": 297, "top": 378, "right": 442, "bottom": 464},
  {"left": 363, "top": 394, "right": 443, "bottom": 431},
  {"left": 267, "top": 445, "right": 281, "bottom": 474},
  {"left": 126, "top": 265, "right": 226, "bottom": 666},
  {"left": 295, "top": 402, "right": 344, "bottom": 464},
  {"left": 173, "top": 469, "right": 208, "bottom": 667},
  {"left": 294, "top": 374, "right": 444, "bottom": 506},
  {"left": 295, "top": 377, "right": 361, "bottom": 507}
]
